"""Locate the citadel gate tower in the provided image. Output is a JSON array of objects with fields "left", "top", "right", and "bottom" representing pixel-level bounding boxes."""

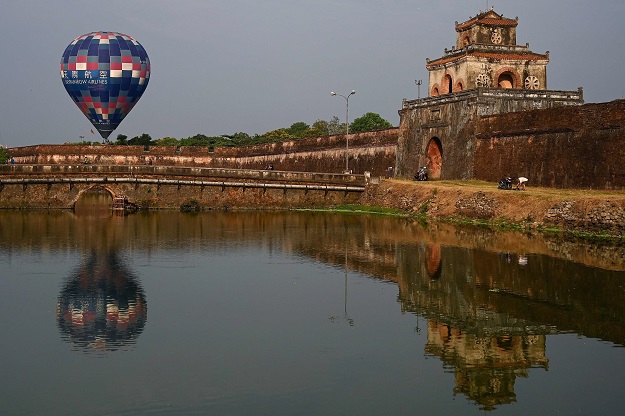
[{"left": 396, "top": 8, "right": 583, "bottom": 180}]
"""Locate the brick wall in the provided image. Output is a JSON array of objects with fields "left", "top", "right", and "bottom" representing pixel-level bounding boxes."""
[
  {"left": 473, "top": 100, "right": 625, "bottom": 189},
  {"left": 9, "top": 129, "right": 398, "bottom": 177}
]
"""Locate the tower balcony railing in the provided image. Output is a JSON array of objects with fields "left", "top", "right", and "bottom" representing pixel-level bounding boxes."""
[
  {"left": 427, "top": 43, "right": 547, "bottom": 66},
  {"left": 401, "top": 87, "right": 584, "bottom": 110}
]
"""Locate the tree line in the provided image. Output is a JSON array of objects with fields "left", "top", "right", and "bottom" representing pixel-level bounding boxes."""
[{"left": 72, "top": 112, "right": 393, "bottom": 147}]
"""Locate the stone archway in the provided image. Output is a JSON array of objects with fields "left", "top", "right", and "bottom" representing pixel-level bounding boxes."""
[
  {"left": 425, "top": 137, "right": 443, "bottom": 179},
  {"left": 497, "top": 71, "right": 516, "bottom": 89},
  {"left": 73, "top": 185, "right": 115, "bottom": 215}
]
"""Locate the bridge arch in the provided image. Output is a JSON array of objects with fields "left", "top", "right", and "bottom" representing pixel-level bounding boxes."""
[{"left": 70, "top": 185, "right": 117, "bottom": 209}]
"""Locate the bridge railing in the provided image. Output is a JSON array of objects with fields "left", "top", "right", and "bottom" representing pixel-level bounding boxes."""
[{"left": 0, "top": 164, "right": 370, "bottom": 186}]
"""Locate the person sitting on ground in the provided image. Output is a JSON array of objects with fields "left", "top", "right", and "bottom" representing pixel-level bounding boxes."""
[{"left": 515, "top": 176, "right": 528, "bottom": 190}]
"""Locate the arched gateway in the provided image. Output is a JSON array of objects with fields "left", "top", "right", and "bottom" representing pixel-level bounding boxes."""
[{"left": 425, "top": 138, "right": 443, "bottom": 179}]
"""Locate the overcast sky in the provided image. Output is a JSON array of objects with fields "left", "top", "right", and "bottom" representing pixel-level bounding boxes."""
[{"left": 1, "top": 0, "right": 624, "bottom": 147}]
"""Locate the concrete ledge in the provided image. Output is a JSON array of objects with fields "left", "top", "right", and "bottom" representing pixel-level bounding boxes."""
[{"left": 0, "top": 176, "right": 365, "bottom": 192}]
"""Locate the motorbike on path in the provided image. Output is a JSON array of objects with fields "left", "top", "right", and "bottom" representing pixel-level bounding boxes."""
[
  {"left": 414, "top": 167, "right": 428, "bottom": 181},
  {"left": 498, "top": 177, "right": 514, "bottom": 190}
]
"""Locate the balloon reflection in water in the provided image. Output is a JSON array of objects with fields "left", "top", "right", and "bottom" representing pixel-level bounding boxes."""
[{"left": 57, "top": 251, "right": 147, "bottom": 352}]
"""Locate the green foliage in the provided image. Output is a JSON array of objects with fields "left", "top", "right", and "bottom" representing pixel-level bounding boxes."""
[
  {"left": 300, "top": 127, "right": 327, "bottom": 138},
  {"left": 311, "top": 119, "right": 330, "bottom": 136},
  {"left": 349, "top": 112, "right": 393, "bottom": 133},
  {"left": 288, "top": 122, "right": 310, "bottom": 138},
  {"left": 259, "top": 128, "right": 295, "bottom": 143},
  {"left": 0, "top": 146, "right": 10, "bottom": 164},
  {"left": 327, "top": 116, "right": 345, "bottom": 135},
  {"left": 155, "top": 136, "right": 180, "bottom": 146},
  {"left": 128, "top": 133, "right": 155, "bottom": 146},
  {"left": 313, "top": 116, "right": 344, "bottom": 136},
  {"left": 179, "top": 134, "right": 234, "bottom": 147},
  {"left": 223, "top": 132, "right": 254, "bottom": 146},
  {"left": 115, "top": 134, "right": 128, "bottom": 145},
  {"left": 110, "top": 112, "right": 391, "bottom": 150}
]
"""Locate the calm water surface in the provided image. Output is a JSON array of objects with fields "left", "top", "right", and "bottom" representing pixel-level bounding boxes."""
[{"left": 1, "top": 206, "right": 624, "bottom": 415}]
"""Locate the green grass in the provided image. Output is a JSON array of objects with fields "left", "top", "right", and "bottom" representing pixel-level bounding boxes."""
[{"left": 298, "top": 204, "right": 408, "bottom": 217}]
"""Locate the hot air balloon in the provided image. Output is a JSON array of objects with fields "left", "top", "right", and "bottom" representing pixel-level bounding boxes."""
[{"left": 60, "top": 32, "right": 150, "bottom": 142}]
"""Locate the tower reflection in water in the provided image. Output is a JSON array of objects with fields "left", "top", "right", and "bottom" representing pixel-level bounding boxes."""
[
  {"left": 56, "top": 189, "right": 147, "bottom": 352},
  {"left": 420, "top": 244, "right": 548, "bottom": 410},
  {"left": 409, "top": 243, "right": 549, "bottom": 410}
]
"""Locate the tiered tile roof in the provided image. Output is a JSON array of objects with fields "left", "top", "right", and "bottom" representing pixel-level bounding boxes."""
[{"left": 455, "top": 10, "right": 518, "bottom": 31}]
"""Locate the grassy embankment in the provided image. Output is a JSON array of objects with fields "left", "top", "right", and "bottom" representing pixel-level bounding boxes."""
[{"left": 312, "top": 179, "right": 625, "bottom": 240}]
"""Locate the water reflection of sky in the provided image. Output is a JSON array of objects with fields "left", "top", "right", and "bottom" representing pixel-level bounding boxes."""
[{"left": 0, "top": 211, "right": 624, "bottom": 415}]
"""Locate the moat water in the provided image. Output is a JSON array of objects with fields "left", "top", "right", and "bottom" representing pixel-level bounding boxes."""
[{"left": 1, "top": 203, "right": 625, "bottom": 415}]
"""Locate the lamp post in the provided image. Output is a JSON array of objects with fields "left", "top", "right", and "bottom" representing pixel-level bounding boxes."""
[{"left": 331, "top": 90, "right": 355, "bottom": 173}]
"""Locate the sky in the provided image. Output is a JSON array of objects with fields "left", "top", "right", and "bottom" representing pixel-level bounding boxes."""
[{"left": 1, "top": 0, "right": 624, "bottom": 147}]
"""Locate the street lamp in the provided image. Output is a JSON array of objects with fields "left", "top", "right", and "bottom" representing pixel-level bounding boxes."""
[{"left": 331, "top": 90, "right": 355, "bottom": 173}]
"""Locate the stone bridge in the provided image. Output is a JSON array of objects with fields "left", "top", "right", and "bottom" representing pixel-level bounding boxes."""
[{"left": 0, "top": 165, "right": 372, "bottom": 210}]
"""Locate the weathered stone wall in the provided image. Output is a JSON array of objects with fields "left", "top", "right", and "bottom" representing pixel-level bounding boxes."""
[
  {"left": 7, "top": 97, "right": 624, "bottom": 190},
  {"left": 395, "top": 89, "right": 625, "bottom": 190},
  {"left": 397, "top": 94, "right": 478, "bottom": 179},
  {"left": 0, "top": 181, "right": 361, "bottom": 210},
  {"left": 473, "top": 100, "right": 625, "bottom": 189},
  {"left": 9, "top": 129, "right": 398, "bottom": 176}
]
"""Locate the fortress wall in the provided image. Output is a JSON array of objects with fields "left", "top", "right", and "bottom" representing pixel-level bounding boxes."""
[
  {"left": 473, "top": 100, "right": 625, "bottom": 189},
  {"left": 9, "top": 129, "right": 398, "bottom": 176},
  {"left": 397, "top": 97, "right": 478, "bottom": 179},
  {"left": 9, "top": 99, "right": 625, "bottom": 189}
]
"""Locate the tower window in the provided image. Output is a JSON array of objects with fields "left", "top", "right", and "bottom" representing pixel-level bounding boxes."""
[
  {"left": 497, "top": 72, "right": 515, "bottom": 89},
  {"left": 444, "top": 75, "right": 453, "bottom": 94}
]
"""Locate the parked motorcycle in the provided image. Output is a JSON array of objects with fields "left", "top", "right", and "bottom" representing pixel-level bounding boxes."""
[
  {"left": 414, "top": 166, "right": 428, "bottom": 181},
  {"left": 498, "top": 177, "right": 513, "bottom": 190}
]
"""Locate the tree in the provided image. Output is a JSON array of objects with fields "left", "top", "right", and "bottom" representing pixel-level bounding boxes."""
[
  {"left": 260, "top": 128, "right": 294, "bottom": 143},
  {"left": 114, "top": 134, "right": 128, "bottom": 145},
  {"left": 311, "top": 116, "right": 344, "bottom": 136},
  {"left": 155, "top": 137, "right": 179, "bottom": 146},
  {"left": 0, "top": 146, "right": 10, "bottom": 164},
  {"left": 300, "top": 126, "right": 327, "bottom": 138},
  {"left": 328, "top": 116, "right": 345, "bottom": 135},
  {"left": 229, "top": 132, "right": 253, "bottom": 146},
  {"left": 128, "top": 133, "right": 155, "bottom": 146},
  {"left": 288, "top": 122, "right": 310, "bottom": 138},
  {"left": 349, "top": 112, "right": 393, "bottom": 133},
  {"left": 311, "top": 119, "right": 330, "bottom": 136}
]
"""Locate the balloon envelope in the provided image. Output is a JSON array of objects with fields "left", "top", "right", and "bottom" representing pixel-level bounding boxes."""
[{"left": 60, "top": 32, "right": 150, "bottom": 140}]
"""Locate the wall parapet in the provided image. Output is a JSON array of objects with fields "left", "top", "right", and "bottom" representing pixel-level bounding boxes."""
[
  {"left": 401, "top": 87, "right": 583, "bottom": 111},
  {"left": 7, "top": 129, "right": 399, "bottom": 177}
]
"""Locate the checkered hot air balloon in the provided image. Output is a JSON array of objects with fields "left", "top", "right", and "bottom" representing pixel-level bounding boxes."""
[{"left": 60, "top": 32, "right": 150, "bottom": 141}]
